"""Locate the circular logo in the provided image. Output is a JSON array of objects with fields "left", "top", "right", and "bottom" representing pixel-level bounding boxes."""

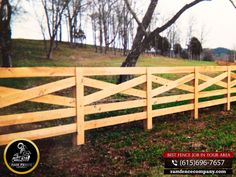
[{"left": 4, "top": 139, "right": 40, "bottom": 175}]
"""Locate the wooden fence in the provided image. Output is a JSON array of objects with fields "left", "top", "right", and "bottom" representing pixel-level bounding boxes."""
[{"left": 0, "top": 66, "right": 236, "bottom": 146}]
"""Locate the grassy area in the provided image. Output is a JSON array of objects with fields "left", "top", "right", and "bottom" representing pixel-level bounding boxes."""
[
  {"left": 0, "top": 39, "right": 235, "bottom": 176},
  {"left": 2, "top": 39, "right": 217, "bottom": 67}
]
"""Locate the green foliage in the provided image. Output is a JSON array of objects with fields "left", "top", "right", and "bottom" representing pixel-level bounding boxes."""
[
  {"left": 189, "top": 37, "right": 202, "bottom": 59},
  {"left": 203, "top": 123, "right": 235, "bottom": 149}
]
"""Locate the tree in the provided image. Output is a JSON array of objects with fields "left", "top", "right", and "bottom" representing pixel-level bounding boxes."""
[
  {"left": 74, "top": 29, "right": 86, "bottom": 45},
  {"left": 173, "top": 43, "right": 182, "bottom": 57},
  {"left": 166, "top": 23, "right": 180, "bottom": 57},
  {"left": 189, "top": 37, "right": 202, "bottom": 60},
  {"left": 118, "top": 0, "right": 236, "bottom": 82},
  {"left": 119, "top": 0, "right": 212, "bottom": 82},
  {"left": 66, "top": 0, "right": 89, "bottom": 46},
  {"left": 90, "top": 0, "right": 127, "bottom": 54},
  {"left": 160, "top": 37, "right": 171, "bottom": 55},
  {"left": 181, "top": 49, "right": 189, "bottom": 59},
  {"left": 33, "top": 1, "right": 48, "bottom": 54},
  {"left": 185, "top": 16, "right": 196, "bottom": 48},
  {"left": 229, "top": 0, "right": 236, "bottom": 8},
  {"left": 101, "top": 0, "right": 121, "bottom": 54},
  {"left": 150, "top": 35, "right": 170, "bottom": 56},
  {"left": 202, "top": 48, "right": 214, "bottom": 61},
  {"left": 199, "top": 23, "right": 208, "bottom": 47},
  {"left": 89, "top": 11, "right": 99, "bottom": 52},
  {"left": 228, "top": 45, "right": 236, "bottom": 62},
  {"left": 90, "top": 0, "right": 104, "bottom": 53},
  {"left": 119, "top": 0, "right": 135, "bottom": 56},
  {"left": 0, "top": 0, "right": 12, "bottom": 67},
  {"left": 41, "top": 0, "right": 70, "bottom": 59}
]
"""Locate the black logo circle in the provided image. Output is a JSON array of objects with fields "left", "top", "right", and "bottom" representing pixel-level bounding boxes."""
[{"left": 4, "top": 139, "right": 40, "bottom": 174}]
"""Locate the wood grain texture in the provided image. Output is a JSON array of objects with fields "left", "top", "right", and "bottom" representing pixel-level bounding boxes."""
[
  {"left": 152, "top": 74, "right": 194, "bottom": 97},
  {"left": 194, "top": 67, "right": 199, "bottom": 119},
  {"left": 85, "top": 112, "right": 146, "bottom": 130},
  {"left": 0, "top": 108, "right": 76, "bottom": 127},
  {"left": 85, "top": 99, "right": 146, "bottom": 115},
  {"left": 0, "top": 77, "right": 76, "bottom": 108},
  {"left": 152, "top": 75, "right": 194, "bottom": 93},
  {"left": 0, "top": 124, "right": 76, "bottom": 146},
  {"left": 198, "top": 72, "right": 227, "bottom": 91},
  {"left": 76, "top": 68, "right": 85, "bottom": 145},
  {"left": 0, "top": 67, "right": 75, "bottom": 78},
  {"left": 0, "top": 86, "right": 75, "bottom": 107},
  {"left": 1, "top": 66, "right": 235, "bottom": 146},
  {"left": 84, "top": 75, "right": 146, "bottom": 105},
  {"left": 145, "top": 68, "right": 152, "bottom": 130},
  {"left": 83, "top": 77, "right": 146, "bottom": 98}
]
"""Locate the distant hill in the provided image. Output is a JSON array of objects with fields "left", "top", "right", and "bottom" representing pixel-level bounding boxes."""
[{"left": 212, "top": 47, "right": 231, "bottom": 57}]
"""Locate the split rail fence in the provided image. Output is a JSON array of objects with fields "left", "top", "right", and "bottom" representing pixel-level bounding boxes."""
[{"left": 0, "top": 66, "right": 235, "bottom": 146}]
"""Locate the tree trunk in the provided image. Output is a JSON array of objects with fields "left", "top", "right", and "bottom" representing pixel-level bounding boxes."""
[
  {"left": 1, "top": 41, "right": 12, "bottom": 67},
  {"left": 0, "top": 0, "right": 12, "bottom": 67},
  {"left": 47, "top": 38, "right": 55, "bottom": 59},
  {"left": 119, "top": 0, "right": 208, "bottom": 83},
  {"left": 119, "top": 0, "right": 158, "bottom": 83},
  {"left": 119, "top": 44, "right": 144, "bottom": 83},
  {"left": 1, "top": 27, "right": 12, "bottom": 67},
  {"left": 2, "top": 45, "right": 12, "bottom": 67}
]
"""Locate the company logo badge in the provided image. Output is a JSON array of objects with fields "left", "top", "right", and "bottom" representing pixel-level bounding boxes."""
[{"left": 4, "top": 139, "right": 40, "bottom": 175}]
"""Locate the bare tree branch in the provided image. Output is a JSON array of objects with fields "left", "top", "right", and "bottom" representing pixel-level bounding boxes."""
[
  {"left": 139, "top": 0, "right": 211, "bottom": 56},
  {"left": 124, "top": 0, "right": 148, "bottom": 36},
  {"left": 154, "top": 0, "right": 209, "bottom": 35},
  {"left": 229, "top": 0, "right": 236, "bottom": 8}
]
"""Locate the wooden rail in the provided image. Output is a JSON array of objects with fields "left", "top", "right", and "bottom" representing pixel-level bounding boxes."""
[{"left": 0, "top": 66, "right": 235, "bottom": 146}]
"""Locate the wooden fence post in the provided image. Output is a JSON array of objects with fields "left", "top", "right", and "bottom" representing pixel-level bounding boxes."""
[
  {"left": 190, "top": 79, "right": 194, "bottom": 119},
  {"left": 144, "top": 68, "right": 153, "bottom": 130},
  {"left": 76, "top": 67, "right": 85, "bottom": 145},
  {"left": 194, "top": 67, "right": 199, "bottom": 120},
  {"left": 227, "top": 66, "right": 231, "bottom": 111},
  {"left": 72, "top": 86, "right": 77, "bottom": 146}
]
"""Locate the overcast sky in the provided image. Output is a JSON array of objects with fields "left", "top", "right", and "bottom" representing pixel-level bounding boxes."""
[{"left": 12, "top": 0, "right": 236, "bottom": 49}]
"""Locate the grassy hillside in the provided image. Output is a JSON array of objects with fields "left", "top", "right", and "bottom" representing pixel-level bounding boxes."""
[{"left": 1, "top": 39, "right": 217, "bottom": 67}]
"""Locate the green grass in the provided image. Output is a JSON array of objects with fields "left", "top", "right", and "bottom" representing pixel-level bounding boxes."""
[
  {"left": 125, "top": 144, "right": 166, "bottom": 167},
  {"left": 1, "top": 39, "right": 217, "bottom": 67}
]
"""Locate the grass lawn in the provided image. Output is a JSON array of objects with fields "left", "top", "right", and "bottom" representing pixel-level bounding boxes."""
[
  {"left": 0, "top": 39, "right": 235, "bottom": 177},
  {"left": 2, "top": 39, "right": 216, "bottom": 67}
]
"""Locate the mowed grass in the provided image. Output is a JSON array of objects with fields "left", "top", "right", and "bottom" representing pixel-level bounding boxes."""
[{"left": 2, "top": 39, "right": 216, "bottom": 67}]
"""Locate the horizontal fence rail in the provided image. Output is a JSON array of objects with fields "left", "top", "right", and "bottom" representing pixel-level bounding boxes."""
[{"left": 0, "top": 66, "right": 236, "bottom": 146}]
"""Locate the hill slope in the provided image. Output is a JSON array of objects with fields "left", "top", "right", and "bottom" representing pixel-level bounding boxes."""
[
  {"left": 1, "top": 39, "right": 216, "bottom": 67},
  {"left": 212, "top": 47, "right": 231, "bottom": 57}
]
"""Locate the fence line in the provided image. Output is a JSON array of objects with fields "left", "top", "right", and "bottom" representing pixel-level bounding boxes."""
[{"left": 0, "top": 66, "right": 235, "bottom": 146}]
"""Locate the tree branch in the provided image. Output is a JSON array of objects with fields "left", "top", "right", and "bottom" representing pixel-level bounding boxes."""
[
  {"left": 140, "top": 0, "right": 210, "bottom": 53},
  {"left": 153, "top": 0, "right": 210, "bottom": 35},
  {"left": 229, "top": 0, "right": 236, "bottom": 8},
  {"left": 124, "top": 0, "right": 148, "bottom": 36}
]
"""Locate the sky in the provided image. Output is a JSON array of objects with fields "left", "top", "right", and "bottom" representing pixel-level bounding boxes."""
[{"left": 12, "top": 0, "right": 236, "bottom": 49}]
